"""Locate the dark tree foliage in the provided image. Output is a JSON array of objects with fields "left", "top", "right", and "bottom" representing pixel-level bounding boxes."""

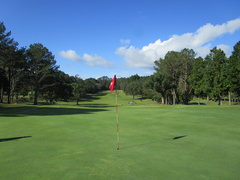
[
  {"left": 153, "top": 72, "right": 173, "bottom": 104},
  {"left": 204, "top": 47, "right": 228, "bottom": 105},
  {"left": 228, "top": 41, "right": 240, "bottom": 96},
  {"left": 178, "top": 49, "right": 195, "bottom": 104},
  {"left": 123, "top": 74, "right": 145, "bottom": 99},
  {"left": 154, "top": 49, "right": 195, "bottom": 104},
  {"left": 125, "top": 80, "right": 142, "bottom": 99},
  {"left": 72, "top": 78, "right": 86, "bottom": 105},
  {"left": 26, "top": 43, "right": 59, "bottom": 105},
  {"left": 40, "top": 70, "right": 73, "bottom": 104},
  {"left": 189, "top": 57, "right": 205, "bottom": 104},
  {"left": 84, "top": 78, "right": 99, "bottom": 94},
  {"left": 0, "top": 22, "right": 27, "bottom": 103},
  {"left": 97, "top": 76, "right": 110, "bottom": 90}
]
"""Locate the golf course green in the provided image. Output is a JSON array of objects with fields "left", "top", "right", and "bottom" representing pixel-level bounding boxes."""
[{"left": 0, "top": 91, "right": 239, "bottom": 180}]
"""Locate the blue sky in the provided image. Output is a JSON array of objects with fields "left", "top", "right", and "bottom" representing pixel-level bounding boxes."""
[{"left": 1, "top": 0, "right": 240, "bottom": 79}]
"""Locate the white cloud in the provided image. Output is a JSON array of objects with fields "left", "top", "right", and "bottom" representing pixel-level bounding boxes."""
[
  {"left": 59, "top": 50, "right": 80, "bottom": 61},
  {"left": 116, "top": 18, "right": 240, "bottom": 68},
  {"left": 59, "top": 50, "right": 113, "bottom": 67},
  {"left": 81, "top": 53, "right": 113, "bottom": 67}
]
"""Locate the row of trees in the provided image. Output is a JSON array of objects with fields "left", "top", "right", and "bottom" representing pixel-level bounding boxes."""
[
  {"left": 1, "top": 22, "right": 239, "bottom": 105},
  {"left": 153, "top": 45, "right": 240, "bottom": 105},
  {"left": 118, "top": 42, "right": 240, "bottom": 105},
  {"left": 0, "top": 22, "right": 112, "bottom": 105}
]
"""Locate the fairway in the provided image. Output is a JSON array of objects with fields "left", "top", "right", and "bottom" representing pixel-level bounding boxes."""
[{"left": 0, "top": 91, "right": 240, "bottom": 180}]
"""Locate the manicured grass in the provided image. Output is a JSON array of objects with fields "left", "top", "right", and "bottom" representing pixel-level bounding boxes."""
[{"left": 0, "top": 91, "right": 240, "bottom": 179}]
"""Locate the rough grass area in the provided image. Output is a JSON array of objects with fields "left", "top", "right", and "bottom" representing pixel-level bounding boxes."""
[{"left": 0, "top": 91, "right": 240, "bottom": 180}]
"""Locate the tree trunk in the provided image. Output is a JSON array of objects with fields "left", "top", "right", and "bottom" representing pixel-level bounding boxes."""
[
  {"left": 11, "top": 78, "right": 15, "bottom": 103},
  {"left": 0, "top": 86, "right": 3, "bottom": 103},
  {"left": 172, "top": 89, "right": 176, "bottom": 105},
  {"left": 228, "top": 91, "right": 231, "bottom": 105},
  {"left": 161, "top": 97, "right": 164, "bottom": 104},
  {"left": 7, "top": 71, "right": 17, "bottom": 104},
  {"left": 7, "top": 81, "right": 14, "bottom": 104},
  {"left": 7, "top": 72, "right": 11, "bottom": 104},
  {"left": 34, "top": 87, "right": 38, "bottom": 105},
  {"left": 218, "top": 94, "right": 222, "bottom": 105},
  {"left": 7, "top": 94, "right": 11, "bottom": 104},
  {"left": 16, "top": 93, "right": 19, "bottom": 103},
  {"left": 206, "top": 95, "right": 209, "bottom": 105}
]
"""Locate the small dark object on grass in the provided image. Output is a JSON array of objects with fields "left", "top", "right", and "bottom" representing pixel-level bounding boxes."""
[
  {"left": 173, "top": 135, "right": 187, "bottom": 140},
  {"left": 0, "top": 136, "right": 32, "bottom": 142}
]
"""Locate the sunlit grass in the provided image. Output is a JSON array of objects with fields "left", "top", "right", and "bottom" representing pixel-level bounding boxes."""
[{"left": 0, "top": 91, "right": 240, "bottom": 179}]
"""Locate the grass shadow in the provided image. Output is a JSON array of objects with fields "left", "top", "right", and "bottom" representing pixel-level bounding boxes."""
[
  {"left": 122, "top": 135, "right": 187, "bottom": 150},
  {"left": 173, "top": 135, "right": 187, "bottom": 140},
  {"left": 0, "top": 136, "right": 32, "bottom": 142},
  {"left": 188, "top": 102, "right": 206, "bottom": 105},
  {"left": 77, "top": 103, "right": 115, "bottom": 108},
  {"left": 79, "top": 92, "right": 108, "bottom": 102},
  {"left": 0, "top": 106, "right": 108, "bottom": 117}
]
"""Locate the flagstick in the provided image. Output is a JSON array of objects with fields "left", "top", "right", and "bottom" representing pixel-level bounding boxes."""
[{"left": 116, "top": 90, "right": 120, "bottom": 150}]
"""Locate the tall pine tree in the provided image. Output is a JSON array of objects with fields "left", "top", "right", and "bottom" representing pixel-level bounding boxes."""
[{"left": 26, "top": 43, "right": 58, "bottom": 105}]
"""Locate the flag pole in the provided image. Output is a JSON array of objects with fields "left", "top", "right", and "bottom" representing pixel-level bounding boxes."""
[
  {"left": 109, "top": 75, "right": 119, "bottom": 150},
  {"left": 116, "top": 89, "right": 120, "bottom": 150}
]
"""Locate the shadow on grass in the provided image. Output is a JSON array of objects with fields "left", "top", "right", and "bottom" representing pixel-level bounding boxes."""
[
  {"left": 121, "top": 135, "right": 187, "bottom": 150},
  {"left": 77, "top": 103, "right": 115, "bottom": 108},
  {"left": 0, "top": 106, "right": 108, "bottom": 117},
  {"left": 173, "top": 135, "right": 187, "bottom": 140},
  {"left": 79, "top": 92, "right": 108, "bottom": 102},
  {"left": 0, "top": 136, "right": 32, "bottom": 142},
  {"left": 188, "top": 102, "right": 206, "bottom": 105}
]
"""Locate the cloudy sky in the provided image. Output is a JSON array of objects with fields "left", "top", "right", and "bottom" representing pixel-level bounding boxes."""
[{"left": 1, "top": 0, "right": 240, "bottom": 79}]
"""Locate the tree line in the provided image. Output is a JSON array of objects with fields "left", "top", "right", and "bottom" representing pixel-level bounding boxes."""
[
  {"left": 0, "top": 22, "right": 111, "bottom": 105},
  {"left": 1, "top": 22, "right": 240, "bottom": 105},
  {"left": 118, "top": 42, "right": 240, "bottom": 105}
]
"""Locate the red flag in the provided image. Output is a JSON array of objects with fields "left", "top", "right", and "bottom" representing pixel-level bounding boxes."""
[{"left": 109, "top": 75, "right": 116, "bottom": 92}]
